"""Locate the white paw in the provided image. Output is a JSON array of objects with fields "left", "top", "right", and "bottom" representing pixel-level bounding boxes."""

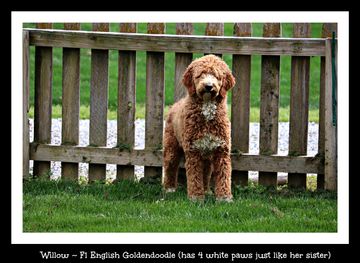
[
  {"left": 189, "top": 196, "right": 205, "bottom": 202},
  {"left": 216, "top": 196, "right": 233, "bottom": 203},
  {"left": 165, "top": 188, "right": 176, "bottom": 193},
  {"left": 205, "top": 189, "right": 214, "bottom": 195}
]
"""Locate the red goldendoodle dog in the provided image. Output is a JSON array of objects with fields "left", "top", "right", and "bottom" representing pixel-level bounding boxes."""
[{"left": 163, "top": 54, "right": 235, "bottom": 201}]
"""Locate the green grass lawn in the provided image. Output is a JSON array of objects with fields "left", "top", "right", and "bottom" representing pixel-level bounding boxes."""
[
  {"left": 23, "top": 178, "right": 337, "bottom": 232},
  {"left": 24, "top": 23, "right": 324, "bottom": 113}
]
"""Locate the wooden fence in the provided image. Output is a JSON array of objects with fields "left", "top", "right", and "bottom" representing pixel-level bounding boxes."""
[{"left": 23, "top": 23, "right": 338, "bottom": 190}]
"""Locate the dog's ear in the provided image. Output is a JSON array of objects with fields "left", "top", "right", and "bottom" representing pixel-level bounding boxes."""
[
  {"left": 219, "top": 69, "right": 236, "bottom": 98},
  {"left": 182, "top": 64, "right": 196, "bottom": 96}
]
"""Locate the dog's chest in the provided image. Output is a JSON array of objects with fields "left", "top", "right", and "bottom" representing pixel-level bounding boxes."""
[
  {"left": 190, "top": 101, "right": 226, "bottom": 155},
  {"left": 192, "top": 133, "right": 225, "bottom": 156},
  {"left": 201, "top": 101, "right": 217, "bottom": 121}
]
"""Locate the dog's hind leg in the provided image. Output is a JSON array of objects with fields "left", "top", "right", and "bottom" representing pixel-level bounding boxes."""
[{"left": 163, "top": 123, "right": 181, "bottom": 192}]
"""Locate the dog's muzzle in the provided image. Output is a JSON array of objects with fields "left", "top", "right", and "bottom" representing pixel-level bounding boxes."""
[
  {"left": 201, "top": 88, "right": 218, "bottom": 101},
  {"left": 205, "top": 85, "right": 213, "bottom": 92}
]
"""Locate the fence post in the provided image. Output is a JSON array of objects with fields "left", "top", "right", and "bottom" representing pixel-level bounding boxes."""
[
  {"left": 33, "top": 23, "right": 53, "bottom": 178},
  {"left": 144, "top": 23, "right": 165, "bottom": 180},
  {"left": 205, "top": 23, "right": 223, "bottom": 187},
  {"left": 23, "top": 30, "right": 30, "bottom": 178},
  {"left": 258, "top": 23, "right": 281, "bottom": 187},
  {"left": 231, "top": 23, "right": 252, "bottom": 187},
  {"left": 288, "top": 23, "right": 311, "bottom": 189},
  {"left": 61, "top": 23, "right": 80, "bottom": 180},
  {"left": 318, "top": 23, "right": 337, "bottom": 190},
  {"left": 174, "top": 23, "right": 193, "bottom": 186},
  {"left": 205, "top": 23, "right": 224, "bottom": 57},
  {"left": 117, "top": 23, "right": 137, "bottom": 181},
  {"left": 324, "top": 37, "right": 337, "bottom": 191},
  {"left": 88, "top": 23, "right": 109, "bottom": 182},
  {"left": 174, "top": 23, "right": 193, "bottom": 102}
]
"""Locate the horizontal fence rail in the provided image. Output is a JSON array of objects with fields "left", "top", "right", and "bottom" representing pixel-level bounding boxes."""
[
  {"left": 29, "top": 144, "right": 324, "bottom": 174},
  {"left": 26, "top": 28, "right": 326, "bottom": 56},
  {"left": 23, "top": 22, "right": 337, "bottom": 191}
]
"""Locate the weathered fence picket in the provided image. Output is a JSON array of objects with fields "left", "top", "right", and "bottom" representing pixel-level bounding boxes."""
[
  {"left": 61, "top": 23, "right": 81, "bottom": 180},
  {"left": 174, "top": 23, "right": 193, "bottom": 186},
  {"left": 288, "top": 23, "right": 311, "bottom": 189},
  {"left": 205, "top": 23, "right": 224, "bottom": 58},
  {"left": 174, "top": 23, "right": 193, "bottom": 102},
  {"left": 258, "top": 23, "right": 281, "bottom": 187},
  {"left": 88, "top": 23, "right": 109, "bottom": 181},
  {"left": 318, "top": 23, "right": 337, "bottom": 189},
  {"left": 33, "top": 23, "right": 53, "bottom": 177},
  {"left": 324, "top": 38, "right": 337, "bottom": 190},
  {"left": 117, "top": 23, "right": 137, "bottom": 180},
  {"left": 231, "top": 23, "right": 252, "bottom": 187},
  {"left": 24, "top": 22, "right": 337, "bottom": 191},
  {"left": 23, "top": 30, "right": 30, "bottom": 178},
  {"left": 144, "top": 23, "right": 165, "bottom": 179}
]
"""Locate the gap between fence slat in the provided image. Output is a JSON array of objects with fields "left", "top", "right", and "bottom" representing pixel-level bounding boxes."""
[
  {"left": 88, "top": 23, "right": 109, "bottom": 182},
  {"left": 258, "top": 23, "right": 281, "bottom": 187},
  {"left": 61, "top": 23, "right": 80, "bottom": 181},
  {"left": 288, "top": 23, "right": 311, "bottom": 189},
  {"left": 117, "top": 23, "right": 137, "bottom": 181},
  {"left": 33, "top": 23, "right": 52, "bottom": 178},
  {"left": 144, "top": 23, "right": 165, "bottom": 179},
  {"left": 231, "top": 23, "right": 252, "bottom": 187}
]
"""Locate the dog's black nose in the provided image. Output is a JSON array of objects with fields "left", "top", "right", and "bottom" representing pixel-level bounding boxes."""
[{"left": 205, "top": 85, "right": 213, "bottom": 92}]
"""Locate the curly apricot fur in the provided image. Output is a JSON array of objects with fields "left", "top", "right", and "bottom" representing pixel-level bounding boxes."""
[{"left": 163, "top": 55, "right": 235, "bottom": 201}]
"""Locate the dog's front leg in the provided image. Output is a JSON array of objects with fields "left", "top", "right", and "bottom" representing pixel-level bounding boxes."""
[
  {"left": 184, "top": 152, "right": 205, "bottom": 201},
  {"left": 212, "top": 152, "right": 232, "bottom": 202}
]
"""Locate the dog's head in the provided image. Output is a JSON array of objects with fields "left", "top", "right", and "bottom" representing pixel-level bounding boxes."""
[{"left": 182, "top": 54, "right": 235, "bottom": 101}]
